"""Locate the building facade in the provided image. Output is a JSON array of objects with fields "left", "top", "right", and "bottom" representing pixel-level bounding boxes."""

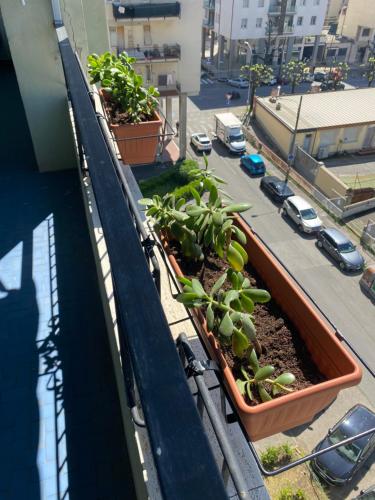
[{"left": 106, "top": 0, "right": 202, "bottom": 157}]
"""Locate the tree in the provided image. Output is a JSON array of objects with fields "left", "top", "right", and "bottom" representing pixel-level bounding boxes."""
[
  {"left": 241, "top": 64, "right": 274, "bottom": 118},
  {"left": 363, "top": 57, "right": 375, "bottom": 87},
  {"left": 329, "top": 61, "right": 349, "bottom": 89},
  {"left": 281, "top": 60, "right": 307, "bottom": 93},
  {"left": 264, "top": 19, "right": 277, "bottom": 65}
]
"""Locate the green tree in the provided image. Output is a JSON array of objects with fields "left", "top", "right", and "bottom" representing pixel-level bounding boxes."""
[
  {"left": 241, "top": 63, "right": 274, "bottom": 116},
  {"left": 281, "top": 60, "right": 307, "bottom": 93},
  {"left": 363, "top": 57, "right": 375, "bottom": 87},
  {"left": 329, "top": 61, "right": 349, "bottom": 89}
]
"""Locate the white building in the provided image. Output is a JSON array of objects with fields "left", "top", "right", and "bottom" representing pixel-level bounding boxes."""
[
  {"left": 106, "top": 0, "right": 202, "bottom": 157},
  {"left": 202, "top": 0, "right": 329, "bottom": 73}
]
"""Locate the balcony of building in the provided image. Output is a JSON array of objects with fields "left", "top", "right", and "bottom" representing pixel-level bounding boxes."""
[
  {"left": 119, "top": 44, "right": 181, "bottom": 62},
  {"left": 268, "top": 1, "right": 297, "bottom": 15},
  {"left": 203, "top": 17, "right": 215, "bottom": 29},
  {"left": 112, "top": 1, "right": 181, "bottom": 20},
  {"left": 203, "top": 0, "right": 215, "bottom": 10}
]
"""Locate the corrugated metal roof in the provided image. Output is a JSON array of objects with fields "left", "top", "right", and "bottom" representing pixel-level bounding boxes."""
[{"left": 255, "top": 88, "right": 375, "bottom": 131}]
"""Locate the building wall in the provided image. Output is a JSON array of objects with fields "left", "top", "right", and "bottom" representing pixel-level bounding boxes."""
[
  {"left": 310, "top": 124, "right": 372, "bottom": 157},
  {"left": 106, "top": 0, "right": 201, "bottom": 95},
  {"left": 254, "top": 101, "right": 293, "bottom": 157},
  {"left": 326, "top": 0, "right": 345, "bottom": 22},
  {"left": 338, "top": 0, "right": 375, "bottom": 39},
  {"left": 82, "top": 0, "right": 110, "bottom": 57},
  {"left": 315, "top": 165, "right": 348, "bottom": 198}
]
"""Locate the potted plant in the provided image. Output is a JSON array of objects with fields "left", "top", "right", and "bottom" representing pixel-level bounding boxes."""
[
  {"left": 140, "top": 163, "right": 362, "bottom": 441},
  {"left": 88, "top": 51, "right": 162, "bottom": 165}
]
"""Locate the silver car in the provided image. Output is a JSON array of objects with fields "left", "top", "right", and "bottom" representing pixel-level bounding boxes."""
[
  {"left": 227, "top": 78, "right": 249, "bottom": 88},
  {"left": 282, "top": 195, "right": 322, "bottom": 234},
  {"left": 190, "top": 133, "right": 212, "bottom": 152},
  {"left": 317, "top": 227, "right": 365, "bottom": 272}
]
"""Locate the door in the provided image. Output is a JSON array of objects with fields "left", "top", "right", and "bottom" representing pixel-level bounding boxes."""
[
  {"left": 363, "top": 126, "right": 375, "bottom": 149},
  {"left": 116, "top": 26, "right": 125, "bottom": 52},
  {"left": 303, "top": 134, "right": 313, "bottom": 153}
]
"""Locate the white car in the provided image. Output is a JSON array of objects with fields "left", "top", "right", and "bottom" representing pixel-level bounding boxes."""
[
  {"left": 228, "top": 78, "right": 249, "bottom": 88},
  {"left": 282, "top": 195, "right": 322, "bottom": 234},
  {"left": 190, "top": 133, "right": 212, "bottom": 152}
]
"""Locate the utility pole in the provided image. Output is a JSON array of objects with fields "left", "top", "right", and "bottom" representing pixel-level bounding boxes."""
[
  {"left": 285, "top": 94, "right": 302, "bottom": 185},
  {"left": 244, "top": 41, "right": 253, "bottom": 125}
]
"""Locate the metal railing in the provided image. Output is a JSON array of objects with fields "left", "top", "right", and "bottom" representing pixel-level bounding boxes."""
[
  {"left": 268, "top": 2, "right": 296, "bottom": 14},
  {"left": 120, "top": 44, "right": 181, "bottom": 61},
  {"left": 57, "top": 26, "right": 228, "bottom": 500}
]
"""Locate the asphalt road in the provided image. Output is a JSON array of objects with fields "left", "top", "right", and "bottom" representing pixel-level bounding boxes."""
[{"left": 182, "top": 100, "right": 375, "bottom": 402}]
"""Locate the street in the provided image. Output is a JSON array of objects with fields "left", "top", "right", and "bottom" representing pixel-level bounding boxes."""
[{"left": 172, "top": 94, "right": 375, "bottom": 405}]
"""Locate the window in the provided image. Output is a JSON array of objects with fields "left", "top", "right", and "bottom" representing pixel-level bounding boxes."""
[
  {"left": 243, "top": 0, "right": 249, "bottom": 7},
  {"left": 310, "top": 16, "right": 316, "bottom": 25},
  {"left": 258, "top": 0, "right": 265, "bottom": 6},
  {"left": 362, "top": 28, "right": 370, "bottom": 37},
  {"left": 338, "top": 48, "right": 347, "bottom": 57},
  {"left": 343, "top": 127, "right": 360, "bottom": 143},
  {"left": 327, "top": 48, "right": 336, "bottom": 57},
  {"left": 313, "top": 0, "right": 320, "bottom": 4},
  {"left": 256, "top": 17, "right": 263, "bottom": 27},
  {"left": 297, "top": 16, "right": 303, "bottom": 25},
  {"left": 241, "top": 18, "right": 248, "bottom": 28}
]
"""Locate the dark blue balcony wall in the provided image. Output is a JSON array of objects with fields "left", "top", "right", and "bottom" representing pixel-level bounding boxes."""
[
  {"left": 113, "top": 1, "right": 180, "bottom": 19},
  {"left": 0, "top": 62, "right": 136, "bottom": 499}
]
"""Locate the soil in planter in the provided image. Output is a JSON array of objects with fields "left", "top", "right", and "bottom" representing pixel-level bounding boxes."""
[
  {"left": 169, "top": 242, "right": 325, "bottom": 405},
  {"left": 105, "top": 99, "right": 154, "bottom": 126}
]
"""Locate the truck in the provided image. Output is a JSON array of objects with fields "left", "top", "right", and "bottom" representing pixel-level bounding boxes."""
[{"left": 214, "top": 112, "right": 246, "bottom": 154}]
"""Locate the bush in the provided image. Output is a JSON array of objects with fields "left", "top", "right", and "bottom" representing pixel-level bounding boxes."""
[
  {"left": 278, "top": 486, "right": 306, "bottom": 500},
  {"left": 260, "top": 443, "right": 295, "bottom": 470},
  {"left": 139, "top": 159, "right": 198, "bottom": 198}
]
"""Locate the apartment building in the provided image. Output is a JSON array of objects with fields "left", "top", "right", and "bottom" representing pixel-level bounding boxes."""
[
  {"left": 106, "top": 0, "right": 202, "bottom": 157},
  {"left": 202, "top": 0, "right": 328, "bottom": 73}
]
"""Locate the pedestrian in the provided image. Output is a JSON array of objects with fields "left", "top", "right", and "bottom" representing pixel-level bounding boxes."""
[
  {"left": 225, "top": 93, "right": 232, "bottom": 105},
  {"left": 176, "top": 121, "right": 179, "bottom": 137}
]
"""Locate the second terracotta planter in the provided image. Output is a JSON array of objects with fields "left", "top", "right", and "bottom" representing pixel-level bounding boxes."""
[{"left": 162, "top": 216, "right": 362, "bottom": 441}]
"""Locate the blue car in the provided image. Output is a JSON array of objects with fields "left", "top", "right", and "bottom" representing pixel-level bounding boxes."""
[{"left": 240, "top": 154, "right": 266, "bottom": 176}]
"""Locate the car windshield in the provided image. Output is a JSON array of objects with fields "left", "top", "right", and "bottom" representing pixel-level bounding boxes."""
[
  {"left": 199, "top": 139, "right": 210, "bottom": 144},
  {"left": 337, "top": 241, "right": 355, "bottom": 253},
  {"left": 300, "top": 208, "right": 317, "bottom": 220},
  {"left": 329, "top": 428, "right": 362, "bottom": 463},
  {"left": 230, "top": 134, "right": 244, "bottom": 143},
  {"left": 275, "top": 183, "right": 290, "bottom": 193}
]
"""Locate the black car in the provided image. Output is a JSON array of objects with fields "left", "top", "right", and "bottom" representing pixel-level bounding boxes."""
[
  {"left": 312, "top": 405, "right": 375, "bottom": 486},
  {"left": 320, "top": 80, "right": 345, "bottom": 91},
  {"left": 260, "top": 175, "right": 294, "bottom": 203},
  {"left": 313, "top": 72, "right": 327, "bottom": 82},
  {"left": 317, "top": 227, "right": 365, "bottom": 271},
  {"left": 228, "top": 90, "right": 241, "bottom": 100}
]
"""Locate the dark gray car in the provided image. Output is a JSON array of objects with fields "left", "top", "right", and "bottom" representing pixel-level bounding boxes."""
[
  {"left": 317, "top": 227, "right": 365, "bottom": 271},
  {"left": 312, "top": 405, "right": 375, "bottom": 486}
]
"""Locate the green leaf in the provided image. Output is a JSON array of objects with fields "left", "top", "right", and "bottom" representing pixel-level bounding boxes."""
[
  {"left": 240, "top": 293, "right": 254, "bottom": 313},
  {"left": 186, "top": 206, "right": 207, "bottom": 217},
  {"left": 222, "top": 203, "right": 251, "bottom": 213},
  {"left": 176, "top": 292, "right": 201, "bottom": 304},
  {"left": 206, "top": 303, "right": 214, "bottom": 331},
  {"left": 230, "top": 311, "right": 241, "bottom": 323},
  {"left": 258, "top": 384, "right": 273, "bottom": 403},
  {"left": 232, "top": 329, "right": 250, "bottom": 357},
  {"left": 170, "top": 221, "right": 185, "bottom": 240},
  {"left": 224, "top": 290, "right": 239, "bottom": 306},
  {"left": 242, "top": 277, "right": 250, "bottom": 289},
  {"left": 227, "top": 243, "right": 244, "bottom": 272},
  {"left": 191, "top": 279, "right": 206, "bottom": 298},
  {"left": 246, "top": 383, "right": 253, "bottom": 401},
  {"left": 232, "top": 226, "right": 247, "bottom": 245},
  {"left": 231, "top": 240, "right": 248, "bottom": 265},
  {"left": 177, "top": 276, "right": 192, "bottom": 287},
  {"left": 190, "top": 186, "right": 201, "bottom": 205},
  {"left": 210, "top": 272, "right": 227, "bottom": 296},
  {"left": 236, "top": 378, "right": 247, "bottom": 395},
  {"left": 272, "top": 385, "right": 280, "bottom": 396},
  {"left": 219, "top": 312, "right": 233, "bottom": 337},
  {"left": 213, "top": 212, "right": 224, "bottom": 226},
  {"left": 171, "top": 209, "right": 188, "bottom": 222},
  {"left": 204, "top": 222, "right": 214, "bottom": 247},
  {"left": 240, "top": 366, "right": 251, "bottom": 381},
  {"left": 138, "top": 198, "right": 154, "bottom": 206},
  {"left": 241, "top": 315, "right": 256, "bottom": 342},
  {"left": 274, "top": 373, "right": 296, "bottom": 386},
  {"left": 175, "top": 197, "right": 186, "bottom": 210},
  {"left": 255, "top": 365, "right": 275, "bottom": 381},
  {"left": 248, "top": 348, "right": 259, "bottom": 373},
  {"left": 209, "top": 185, "right": 218, "bottom": 205},
  {"left": 242, "top": 289, "right": 271, "bottom": 303}
]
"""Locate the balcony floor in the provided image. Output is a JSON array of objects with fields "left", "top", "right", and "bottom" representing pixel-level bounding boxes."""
[{"left": 0, "top": 63, "right": 136, "bottom": 499}]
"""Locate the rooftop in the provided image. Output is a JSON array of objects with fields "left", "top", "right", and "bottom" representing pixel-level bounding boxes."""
[{"left": 255, "top": 88, "right": 375, "bottom": 132}]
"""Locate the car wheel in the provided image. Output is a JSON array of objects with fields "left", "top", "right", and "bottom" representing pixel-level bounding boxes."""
[
  {"left": 339, "top": 261, "right": 346, "bottom": 271},
  {"left": 298, "top": 224, "right": 304, "bottom": 233},
  {"left": 317, "top": 240, "right": 323, "bottom": 248},
  {"left": 282, "top": 208, "right": 287, "bottom": 217}
]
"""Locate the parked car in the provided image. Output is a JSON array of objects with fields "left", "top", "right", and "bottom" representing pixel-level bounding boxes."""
[
  {"left": 302, "top": 72, "right": 314, "bottom": 83},
  {"left": 240, "top": 154, "right": 266, "bottom": 176},
  {"left": 317, "top": 227, "right": 365, "bottom": 272},
  {"left": 320, "top": 80, "right": 345, "bottom": 91},
  {"left": 190, "top": 133, "right": 212, "bottom": 152},
  {"left": 313, "top": 72, "right": 328, "bottom": 82},
  {"left": 311, "top": 405, "right": 375, "bottom": 486},
  {"left": 260, "top": 175, "right": 294, "bottom": 203},
  {"left": 228, "top": 90, "right": 241, "bottom": 100},
  {"left": 360, "top": 264, "right": 375, "bottom": 300},
  {"left": 282, "top": 196, "right": 322, "bottom": 233},
  {"left": 353, "top": 485, "right": 375, "bottom": 499},
  {"left": 228, "top": 78, "right": 249, "bottom": 88},
  {"left": 260, "top": 77, "right": 277, "bottom": 86},
  {"left": 217, "top": 76, "right": 228, "bottom": 82}
]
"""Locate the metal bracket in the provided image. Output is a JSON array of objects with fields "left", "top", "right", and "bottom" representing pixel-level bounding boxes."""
[{"left": 185, "top": 359, "right": 219, "bottom": 378}]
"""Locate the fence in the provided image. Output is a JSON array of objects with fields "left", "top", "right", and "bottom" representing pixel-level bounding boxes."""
[{"left": 361, "top": 220, "right": 375, "bottom": 253}]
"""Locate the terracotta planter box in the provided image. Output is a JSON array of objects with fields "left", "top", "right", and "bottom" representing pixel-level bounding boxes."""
[
  {"left": 100, "top": 90, "right": 162, "bottom": 165},
  {"left": 162, "top": 216, "right": 362, "bottom": 441}
]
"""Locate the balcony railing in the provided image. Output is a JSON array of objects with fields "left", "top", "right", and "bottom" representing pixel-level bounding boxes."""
[
  {"left": 268, "top": 2, "right": 296, "bottom": 14},
  {"left": 120, "top": 44, "right": 180, "bottom": 61},
  {"left": 203, "top": 0, "right": 215, "bottom": 9},
  {"left": 270, "top": 24, "right": 295, "bottom": 34},
  {"left": 203, "top": 18, "right": 214, "bottom": 28},
  {"left": 113, "top": 1, "right": 180, "bottom": 19}
]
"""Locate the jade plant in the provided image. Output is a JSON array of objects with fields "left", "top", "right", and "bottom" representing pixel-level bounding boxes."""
[{"left": 87, "top": 51, "right": 159, "bottom": 123}]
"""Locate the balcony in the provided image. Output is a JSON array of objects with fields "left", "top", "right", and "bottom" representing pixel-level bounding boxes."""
[
  {"left": 203, "top": 18, "right": 215, "bottom": 28},
  {"left": 203, "top": 0, "right": 215, "bottom": 9},
  {"left": 120, "top": 44, "right": 180, "bottom": 61},
  {"left": 268, "top": 2, "right": 296, "bottom": 14},
  {"left": 270, "top": 23, "right": 295, "bottom": 34},
  {"left": 112, "top": 1, "right": 180, "bottom": 19}
]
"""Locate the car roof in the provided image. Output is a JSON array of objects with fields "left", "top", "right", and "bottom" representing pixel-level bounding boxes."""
[
  {"left": 322, "top": 227, "right": 350, "bottom": 244},
  {"left": 336, "top": 405, "right": 375, "bottom": 448},
  {"left": 287, "top": 195, "right": 313, "bottom": 210},
  {"left": 264, "top": 175, "right": 281, "bottom": 183},
  {"left": 248, "top": 154, "right": 264, "bottom": 163}
]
